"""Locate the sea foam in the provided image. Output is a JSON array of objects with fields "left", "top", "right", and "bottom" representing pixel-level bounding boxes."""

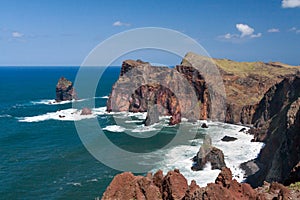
[
  {"left": 102, "top": 125, "right": 126, "bottom": 132},
  {"left": 19, "top": 108, "right": 96, "bottom": 122},
  {"left": 152, "top": 122, "right": 264, "bottom": 186},
  {"left": 31, "top": 99, "right": 86, "bottom": 105}
]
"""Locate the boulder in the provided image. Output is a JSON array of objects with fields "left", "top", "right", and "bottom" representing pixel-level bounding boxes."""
[
  {"left": 80, "top": 107, "right": 92, "bottom": 115},
  {"left": 162, "top": 169, "right": 188, "bottom": 200},
  {"left": 55, "top": 77, "right": 77, "bottom": 102},
  {"left": 239, "top": 127, "right": 247, "bottom": 132},
  {"left": 101, "top": 172, "right": 162, "bottom": 200}
]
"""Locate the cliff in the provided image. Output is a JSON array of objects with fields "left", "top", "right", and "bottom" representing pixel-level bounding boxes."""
[
  {"left": 107, "top": 52, "right": 298, "bottom": 125},
  {"left": 242, "top": 75, "right": 300, "bottom": 187},
  {"left": 106, "top": 59, "right": 201, "bottom": 125},
  {"left": 102, "top": 168, "right": 300, "bottom": 200}
]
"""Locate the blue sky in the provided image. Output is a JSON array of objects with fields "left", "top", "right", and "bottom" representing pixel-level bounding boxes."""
[{"left": 0, "top": 0, "right": 300, "bottom": 66}]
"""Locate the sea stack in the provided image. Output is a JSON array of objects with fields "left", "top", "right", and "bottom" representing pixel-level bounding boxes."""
[{"left": 55, "top": 77, "right": 77, "bottom": 102}]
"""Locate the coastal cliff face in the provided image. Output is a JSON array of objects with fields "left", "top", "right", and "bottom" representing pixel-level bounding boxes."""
[
  {"left": 55, "top": 77, "right": 77, "bottom": 102},
  {"left": 244, "top": 75, "right": 300, "bottom": 187},
  {"left": 216, "top": 59, "right": 298, "bottom": 124},
  {"left": 102, "top": 168, "right": 299, "bottom": 200},
  {"left": 107, "top": 59, "right": 202, "bottom": 125},
  {"left": 107, "top": 52, "right": 298, "bottom": 125}
]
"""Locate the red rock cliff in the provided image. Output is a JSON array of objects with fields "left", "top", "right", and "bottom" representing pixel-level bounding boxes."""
[{"left": 107, "top": 52, "right": 298, "bottom": 125}]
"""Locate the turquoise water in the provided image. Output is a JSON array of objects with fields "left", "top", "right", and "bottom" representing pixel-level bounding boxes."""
[
  {"left": 0, "top": 67, "right": 122, "bottom": 199},
  {"left": 0, "top": 67, "right": 263, "bottom": 199}
]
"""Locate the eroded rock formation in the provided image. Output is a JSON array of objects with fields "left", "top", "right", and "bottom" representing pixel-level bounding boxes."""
[
  {"left": 192, "top": 136, "right": 226, "bottom": 171},
  {"left": 107, "top": 59, "right": 201, "bottom": 125},
  {"left": 107, "top": 52, "right": 298, "bottom": 125},
  {"left": 55, "top": 77, "right": 77, "bottom": 102}
]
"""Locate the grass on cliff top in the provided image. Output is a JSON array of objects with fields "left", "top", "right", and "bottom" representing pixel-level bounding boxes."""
[
  {"left": 288, "top": 182, "right": 300, "bottom": 190},
  {"left": 214, "top": 59, "right": 297, "bottom": 78}
]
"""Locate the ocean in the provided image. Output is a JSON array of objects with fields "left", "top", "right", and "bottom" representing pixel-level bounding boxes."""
[{"left": 0, "top": 67, "right": 264, "bottom": 199}]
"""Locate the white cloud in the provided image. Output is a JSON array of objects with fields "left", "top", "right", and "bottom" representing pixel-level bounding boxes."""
[
  {"left": 268, "top": 28, "right": 280, "bottom": 33},
  {"left": 112, "top": 21, "right": 130, "bottom": 27},
  {"left": 282, "top": 0, "right": 300, "bottom": 8},
  {"left": 221, "top": 23, "right": 261, "bottom": 40},
  {"left": 224, "top": 33, "right": 233, "bottom": 39},
  {"left": 236, "top": 24, "right": 254, "bottom": 37},
  {"left": 289, "top": 26, "right": 300, "bottom": 33},
  {"left": 12, "top": 31, "right": 24, "bottom": 38},
  {"left": 250, "top": 33, "right": 262, "bottom": 38}
]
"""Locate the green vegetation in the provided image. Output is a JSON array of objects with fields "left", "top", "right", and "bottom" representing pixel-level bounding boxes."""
[
  {"left": 214, "top": 59, "right": 297, "bottom": 78},
  {"left": 288, "top": 182, "right": 300, "bottom": 190}
]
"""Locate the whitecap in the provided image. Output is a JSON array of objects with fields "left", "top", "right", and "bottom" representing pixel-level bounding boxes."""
[
  {"left": 125, "top": 120, "right": 143, "bottom": 123},
  {"left": 19, "top": 108, "right": 96, "bottom": 122},
  {"left": 102, "top": 125, "right": 126, "bottom": 133},
  {"left": 66, "top": 182, "right": 82, "bottom": 187},
  {"left": 0, "top": 114, "right": 12, "bottom": 118},
  {"left": 30, "top": 99, "right": 86, "bottom": 105},
  {"left": 151, "top": 122, "right": 263, "bottom": 186},
  {"left": 131, "top": 125, "right": 159, "bottom": 133},
  {"left": 92, "top": 107, "right": 107, "bottom": 115},
  {"left": 86, "top": 178, "right": 98, "bottom": 182},
  {"left": 94, "top": 96, "right": 109, "bottom": 99}
]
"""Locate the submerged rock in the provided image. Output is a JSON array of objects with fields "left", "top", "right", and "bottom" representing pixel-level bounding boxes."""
[
  {"left": 55, "top": 77, "right": 77, "bottom": 102},
  {"left": 239, "top": 127, "right": 247, "bottom": 132},
  {"left": 201, "top": 123, "right": 208, "bottom": 128},
  {"left": 221, "top": 135, "right": 238, "bottom": 142}
]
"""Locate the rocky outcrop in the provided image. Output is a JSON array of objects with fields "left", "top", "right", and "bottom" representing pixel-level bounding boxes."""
[
  {"left": 162, "top": 169, "right": 188, "bottom": 200},
  {"left": 102, "top": 168, "right": 300, "bottom": 200},
  {"left": 102, "top": 169, "right": 187, "bottom": 200},
  {"left": 101, "top": 172, "right": 162, "bottom": 200},
  {"left": 192, "top": 136, "right": 226, "bottom": 170},
  {"left": 192, "top": 146, "right": 226, "bottom": 171},
  {"left": 55, "top": 77, "right": 77, "bottom": 102},
  {"left": 107, "top": 52, "right": 298, "bottom": 125},
  {"left": 244, "top": 75, "right": 300, "bottom": 187},
  {"left": 144, "top": 104, "right": 160, "bottom": 126}
]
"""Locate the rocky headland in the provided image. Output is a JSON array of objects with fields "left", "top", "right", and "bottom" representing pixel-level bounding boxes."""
[
  {"left": 107, "top": 52, "right": 298, "bottom": 125},
  {"left": 103, "top": 52, "right": 300, "bottom": 199}
]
